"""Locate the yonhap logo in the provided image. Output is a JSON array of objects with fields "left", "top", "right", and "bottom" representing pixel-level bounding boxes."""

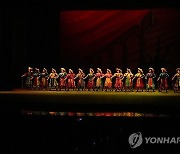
[
  {"left": 128, "top": 132, "right": 143, "bottom": 148},
  {"left": 128, "top": 132, "right": 180, "bottom": 148}
]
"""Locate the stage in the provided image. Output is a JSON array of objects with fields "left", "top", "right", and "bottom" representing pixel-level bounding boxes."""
[
  {"left": 1, "top": 89, "right": 180, "bottom": 153},
  {"left": 0, "top": 90, "right": 180, "bottom": 116}
]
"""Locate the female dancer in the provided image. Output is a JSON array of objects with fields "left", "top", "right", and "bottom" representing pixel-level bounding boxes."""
[
  {"left": 40, "top": 68, "right": 49, "bottom": 90},
  {"left": 49, "top": 68, "right": 58, "bottom": 90},
  {"left": 133, "top": 68, "right": 145, "bottom": 92},
  {"left": 74, "top": 68, "right": 85, "bottom": 91},
  {"left": 21, "top": 67, "right": 33, "bottom": 89},
  {"left": 145, "top": 67, "right": 156, "bottom": 92},
  {"left": 172, "top": 68, "right": 180, "bottom": 93},
  {"left": 111, "top": 68, "right": 124, "bottom": 91},
  {"left": 124, "top": 68, "right": 133, "bottom": 92},
  {"left": 84, "top": 68, "right": 95, "bottom": 91},
  {"left": 157, "top": 68, "right": 169, "bottom": 92},
  {"left": 33, "top": 68, "right": 40, "bottom": 90},
  {"left": 58, "top": 68, "right": 67, "bottom": 91},
  {"left": 65, "top": 69, "right": 76, "bottom": 91},
  {"left": 95, "top": 68, "right": 104, "bottom": 91},
  {"left": 102, "top": 69, "right": 113, "bottom": 91}
]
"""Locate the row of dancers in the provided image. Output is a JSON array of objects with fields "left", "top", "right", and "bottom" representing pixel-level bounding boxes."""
[{"left": 21, "top": 67, "right": 180, "bottom": 92}]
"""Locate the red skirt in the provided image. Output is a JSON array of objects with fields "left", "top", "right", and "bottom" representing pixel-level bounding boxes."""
[
  {"left": 136, "top": 78, "right": 144, "bottom": 89},
  {"left": 33, "top": 77, "right": 40, "bottom": 86},
  {"left": 59, "top": 78, "right": 66, "bottom": 87},
  {"left": 67, "top": 79, "right": 75, "bottom": 88},
  {"left": 114, "top": 78, "right": 123, "bottom": 88},
  {"left": 40, "top": 78, "right": 48, "bottom": 87},
  {"left": 87, "top": 80, "right": 94, "bottom": 88},
  {"left": 148, "top": 78, "right": 153, "bottom": 87},
  {"left": 160, "top": 78, "right": 168, "bottom": 88}
]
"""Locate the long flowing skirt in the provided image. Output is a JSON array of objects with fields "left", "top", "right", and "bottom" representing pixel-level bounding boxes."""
[
  {"left": 104, "top": 78, "right": 112, "bottom": 88},
  {"left": 49, "top": 78, "right": 58, "bottom": 88},
  {"left": 159, "top": 78, "right": 168, "bottom": 89},
  {"left": 33, "top": 77, "right": 40, "bottom": 87},
  {"left": 77, "top": 79, "right": 85, "bottom": 88},
  {"left": 146, "top": 78, "right": 155, "bottom": 89},
  {"left": 67, "top": 79, "right": 75, "bottom": 88},
  {"left": 136, "top": 78, "right": 144, "bottom": 89},
  {"left": 125, "top": 78, "right": 132, "bottom": 88},
  {"left": 174, "top": 78, "right": 180, "bottom": 88},
  {"left": 87, "top": 80, "right": 94, "bottom": 89},
  {"left": 59, "top": 78, "right": 66, "bottom": 87},
  {"left": 96, "top": 78, "right": 102, "bottom": 87},
  {"left": 25, "top": 76, "right": 31, "bottom": 87},
  {"left": 41, "top": 77, "right": 48, "bottom": 87},
  {"left": 114, "top": 78, "right": 123, "bottom": 89}
]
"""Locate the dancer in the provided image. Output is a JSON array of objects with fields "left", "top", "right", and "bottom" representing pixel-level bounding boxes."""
[
  {"left": 33, "top": 68, "right": 40, "bottom": 90},
  {"left": 65, "top": 69, "right": 76, "bottom": 91},
  {"left": 157, "top": 68, "right": 169, "bottom": 92},
  {"left": 145, "top": 67, "right": 156, "bottom": 92},
  {"left": 102, "top": 69, "right": 112, "bottom": 91},
  {"left": 40, "top": 68, "right": 49, "bottom": 90},
  {"left": 74, "top": 68, "right": 85, "bottom": 91},
  {"left": 84, "top": 68, "right": 95, "bottom": 91},
  {"left": 58, "top": 68, "right": 67, "bottom": 91},
  {"left": 49, "top": 68, "right": 58, "bottom": 90},
  {"left": 133, "top": 68, "right": 145, "bottom": 92},
  {"left": 172, "top": 68, "right": 180, "bottom": 93},
  {"left": 21, "top": 67, "right": 33, "bottom": 90},
  {"left": 124, "top": 68, "right": 133, "bottom": 92},
  {"left": 111, "top": 68, "right": 124, "bottom": 91},
  {"left": 95, "top": 68, "right": 104, "bottom": 91}
]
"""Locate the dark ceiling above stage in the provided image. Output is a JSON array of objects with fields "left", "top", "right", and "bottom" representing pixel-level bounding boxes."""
[{"left": 51, "top": 0, "right": 179, "bottom": 10}]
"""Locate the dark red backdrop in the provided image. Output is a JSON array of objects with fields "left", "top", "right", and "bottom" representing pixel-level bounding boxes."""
[
  {"left": 60, "top": 9, "right": 180, "bottom": 74},
  {"left": 60, "top": 10, "right": 149, "bottom": 59}
]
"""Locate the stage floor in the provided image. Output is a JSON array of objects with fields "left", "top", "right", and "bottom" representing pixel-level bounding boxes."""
[
  {"left": 1, "top": 89, "right": 179, "bottom": 96},
  {"left": 0, "top": 90, "right": 180, "bottom": 115},
  {"left": 1, "top": 90, "right": 180, "bottom": 153}
]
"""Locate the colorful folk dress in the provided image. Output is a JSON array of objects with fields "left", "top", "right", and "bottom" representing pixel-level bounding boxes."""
[
  {"left": 158, "top": 72, "right": 169, "bottom": 90},
  {"left": 66, "top": 73, "right": 76, "bottom": 88},
  {"left": 104, "top": 73, "right": 112, "bottom": 89},
  {"left": 33, "top": 72, "right": 40, "bottom": 88},
  {"left": 23, "top": 71, "right": 33, "bottom": 89},
  {"left": 75, "top": 73, "right": 85, "bottom": 89},
  {"left": 174, "top": 73, "right": 180, "bottom": 90},
  {"left": 40, "top": 72, "right": 49, "bottom": 89},
  {"left": 134, "top": 73, "right": 144, "bottom": 89},
  {"left": 124, "top": 73, "right": 133, "bottom": 88},
  {"left": 95, "top": 73, "right": 104, "bottom": 88},
  {"left": 49, "top": 73, "right": 58, "bottom": 88},
  {"left": 145, "top": 73, "right": 156, "bottom": 90},
  {"left": 114, "top": 73, "right": 123, "bottom": 90},
  {"left": 85, "top": 73, "right": 95, "bottom": 89},
  {"left": 59, "top": 72, "right": 67, "bottom": 89}
]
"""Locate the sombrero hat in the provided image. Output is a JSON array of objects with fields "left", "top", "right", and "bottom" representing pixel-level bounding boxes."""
[
  {"left": 69, "top": 69, "right": 73, "bottom": 73},
  {"left": 90, "top": 68, "right": 94, "bottom": 73},
  {"left": 149, "top": 67, "right": 154, "bottom": 73},
  {"left": 107, "top": 69, "right": 111, "bottom": 73},
  {"left": 161, "top": 68, "right": 167, "bottom": 72},
  {"left": 61, "top": 68, "right": 66, "bottom": 72},
  {"left": 138, "top": 68, "right": 143, "bottom": 73}
]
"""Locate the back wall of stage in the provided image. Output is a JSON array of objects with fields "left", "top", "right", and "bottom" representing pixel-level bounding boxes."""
[{"left": 0, "top": 0, "right": 180, "bottom": 90}]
